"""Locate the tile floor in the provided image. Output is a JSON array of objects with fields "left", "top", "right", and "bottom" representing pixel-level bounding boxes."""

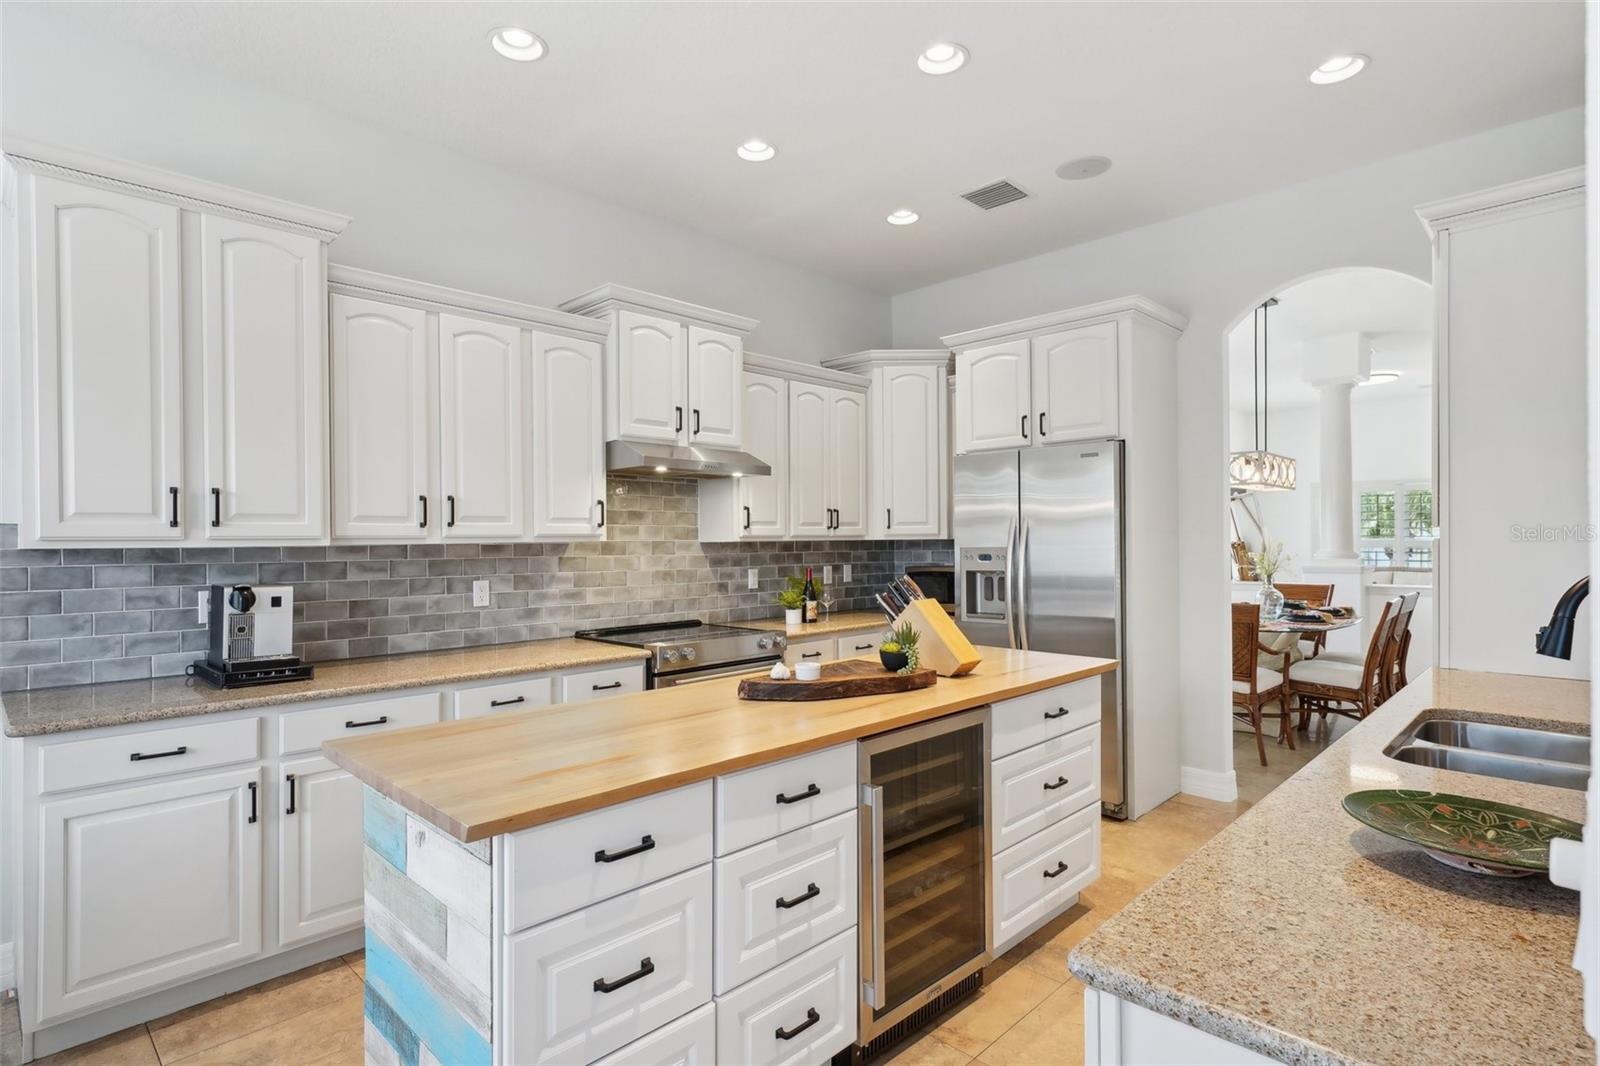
[{"left": 18, "top": 719, "right": 1349, "bottom": 1066}]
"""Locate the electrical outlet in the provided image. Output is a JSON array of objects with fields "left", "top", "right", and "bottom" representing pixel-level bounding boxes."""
[
  {"left": 747, "top": 567, "right": 759, "bottom": 590},
  {"left": 843, "top": 564, "right": 852, "bottom": 582},
  {"left": 197, "top": 588, "right": 211, "bottom": 625},
  {"left": 472, "top": 579, "right": 490, "bottom": 607},
  {"left": 823, "top": 565, "right": 833, "bottom": 584}
]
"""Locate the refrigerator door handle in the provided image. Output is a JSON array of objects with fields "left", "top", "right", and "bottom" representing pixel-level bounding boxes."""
[
  {"left": 1016, "top": 518, "right": 1031, "bottom": 649},
  {"left": 863, "top": 784, "right": 887, "bottom": 1010},
  {"left": 1003, "top": 517, "right": 1019, "bottom": 649}
]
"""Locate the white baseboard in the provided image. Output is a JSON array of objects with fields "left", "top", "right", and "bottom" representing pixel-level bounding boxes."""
[
  {"left": 1180, "top": 765, "right": 1238, "bottom": 803},
  {"left": 0, "top": 941, "right": 13, "bottom": 992}
]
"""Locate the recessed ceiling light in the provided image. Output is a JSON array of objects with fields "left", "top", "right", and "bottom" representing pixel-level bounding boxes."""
[
  {"left": 737, "top": 140, "right": 777, "bottom": 162},
  {"left": 653, "top": 465, "right": 669, "bottom": 473},
  {"left": 1309, "top": 54, "right": 1368, "bottom": 85},
  {"left": 490, "top": 27, "right": 546, "bottom": 62},
  {"left": 886, "top": 209, "right": 920, "bottom": 226},
  {"left": 917, "top": 42, "right": 968, "bottom": 75},
  {"left": 1358, "top": 370, "right": 1401, "bottom": 387},
  {"left": 1056, "top": 156, "right": 1113, "bottom": 181}
]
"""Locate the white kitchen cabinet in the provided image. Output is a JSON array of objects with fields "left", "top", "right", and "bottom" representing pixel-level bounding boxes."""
[
  {"left": 687, "top": 325, "right": 743, "bottom": 448},
  {"left": 828, "top": 388, "right": 867, "bottom": 537},
  {"left": 200, "top": 215, "right": 327, "bottom": 540},
  {"left": 699, "top": 370, "right": 788, "bottom": 540},
  {"left": 37, "top": 766, "right": 263, "bottom": 1021},
  {"left": 20, "top": 176, "right": 186, "bottom": 542},
  {"left": 787, "top": 381, "right": 867, "bottom": 539},
  {"left": 277, "top": 754, "right": 365, "bottom": 947},
  {"left": 530, "top": 332, "right": 606, "bottom": 538},
  {"left": 784, "top": 637, "right": 833, "bottom": 667},
  {"left": 438, "top": 313, "right": 526, "bottom": 540},
  {"left": 328, "top": 295, "right": 432, "bottom": 539},
  {"left": 1033, "top": 322, "right": 1119, "bottom": 443},
  {"left": 955, "top": 341, "right": 1032, "bottom": 453},
  {"left": 614, "top": 309, "right": 686, "bottom": 444},
  {"left": 823, "top": 352, "right": 949, "bottom": 539}
]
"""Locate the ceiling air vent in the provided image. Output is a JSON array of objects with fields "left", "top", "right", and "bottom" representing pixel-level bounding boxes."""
[{"left": 960, "top": 179, "right": 1028, "bottom": 210}]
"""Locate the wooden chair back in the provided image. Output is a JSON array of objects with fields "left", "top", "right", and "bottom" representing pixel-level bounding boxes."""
[
  {"left": 1231, "top": 602, "right": 1261, "bottom": 691},
  {"left": 1383, "top": 592, "right": 1420, "bottom": 695},
  {"left": 1360, "top": 598, "right": 1400, "bottom": 695},
  {"left": 1275, "top": 583, "right": 1334, "bottom": 608}
]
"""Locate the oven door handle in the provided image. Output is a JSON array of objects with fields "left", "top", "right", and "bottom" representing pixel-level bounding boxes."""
[
  {"left": 652, "top": 659, "right": 777, "bottom": 687},
  {"left": 863, "top": 783, "right": 886, "bottom": 1010}
]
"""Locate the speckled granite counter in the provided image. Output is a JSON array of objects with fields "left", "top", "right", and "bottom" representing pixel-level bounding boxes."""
[
  {"left": 1069, "top": 668, "right": 1592, "bottom": 1066},
  {"left": 745, "top": 609, "right": 890, "bottom": 640},
  {"left": 0, "top": 638, "right": 649, "bottom": 737}
]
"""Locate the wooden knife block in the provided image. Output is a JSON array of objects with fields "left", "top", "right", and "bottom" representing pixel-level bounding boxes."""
[{"left": 896, "top": 599, "right": 982, "bottom": 677}]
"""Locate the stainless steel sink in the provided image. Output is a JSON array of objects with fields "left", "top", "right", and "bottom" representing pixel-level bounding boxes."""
[{"left": 1384, "top": 716, "right": 1590, "bottom": 791}]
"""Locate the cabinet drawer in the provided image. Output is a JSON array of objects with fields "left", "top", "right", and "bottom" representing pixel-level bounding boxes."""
[
  {"left": 990, "top": 677, "right": 1102, "bottom": 759},
  {"left": 992, "top": 802, "right": 1100, "bottom": 955},
  {"left": 991, "top": 724, "right": 1100, "bottom": 853},
  {"left": 715, "top": 743, "right": 856, "bottom": 856},
  {"left": 714, "top": 810, "right": 857, "bottom": 993},
  {"left": 505, "top": 865, "right": 713, "bottom": 1066},
  {"left": 453, "top": 675, "right": 554, "bottom": 720},
  {"left": 278, "top": 691, "right": 441, "bottom": 756},
  {"left": 782, "top": 638, "right": 833, "bottom": 667},
  {"left": 504, "top": 780, "right": 712, "bottom": 934},
  {"left": 39, "top": 716, "right": 260, "bottom": 794},
  {"left": 591, "top": 1001, "right": 716, "bottom": 1066},
  {"left": 836, "top": 633, "right": 881, "bottom": 659},
  {"left": 714, "top": 929, "right": 856, "bottom": 1066},
  {"left": 562, "top": 664, "right": 644, "bottom": 702}
]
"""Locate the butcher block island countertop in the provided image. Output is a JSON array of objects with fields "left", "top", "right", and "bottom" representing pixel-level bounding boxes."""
[{"left": 324, "top": 645, "right": 1115, "bottom": 842}]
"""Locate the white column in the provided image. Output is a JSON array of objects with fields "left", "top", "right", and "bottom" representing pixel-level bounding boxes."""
[{"left": 1314, "top": 380, "right": 1359, "bottom": 563}]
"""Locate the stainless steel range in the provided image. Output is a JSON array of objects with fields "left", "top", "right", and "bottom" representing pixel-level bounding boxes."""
[{"left": 575, "top": 620, "right": 786, "bottom": 688}]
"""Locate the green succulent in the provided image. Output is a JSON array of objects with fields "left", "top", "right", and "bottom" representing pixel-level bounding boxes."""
[
  {"left": 880, "top": 640, "right": 902, "bottom": 653},
  {"left": 891, "top": 621, "right": 921, "bottom": 674}
]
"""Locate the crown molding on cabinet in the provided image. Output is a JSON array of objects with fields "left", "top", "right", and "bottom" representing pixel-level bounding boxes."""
[
  {"left": 821, "top": 349, "right": 952, "bottom": 374},
  {"left": 744, "top": 351, "right": 867, "bottom": 391},
  {"left": 1415, "top": 166, "right": 1585, "bottom": 237},
  {"left": 327, "top": 265, "right": 608, "bottom": 339},
  {"left": 2, "top": 135, "right": 352, "bottom": 242},
  {"left": 558, "top": 283, "right": 759, "bottom": 334},
  {"left": 938, "top": 295, "right": 1188, "bottom": 350}
]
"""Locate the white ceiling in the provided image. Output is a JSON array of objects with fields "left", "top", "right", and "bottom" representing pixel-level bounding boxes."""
[
  {"left": 21, "top": 2, "right": 1583, "bottom": 293},
  {"left": 1228, "top": 269, "right": 1433, "bottom": 413}
]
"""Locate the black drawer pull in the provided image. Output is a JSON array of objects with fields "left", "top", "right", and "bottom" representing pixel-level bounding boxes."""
[
  {"left": 168, "top": 486, "right": 180, "bottom": 528},
  {"left": 211, "top": 486, "right": 222, "bottom": 527},
  {"left": 1043, "top": 776, "right": 1071, "bottom": 791},
  {"left": 1043, "top": 860, "right": 1070, "bottom": 879},
  {"left": 489, "top": 696, "right": 526, "bottom": 708},
  {"left": 675, "top": 406, "right": 684, "bottom": 433},
  {"left": 419, "top": 494, "right": 428, "bottom": 529},
  {"left": 595, "top": 834, "right": 655, "bottom": 863},
  {"left": 801, "top": 651, "right": 822, "bottom": 659},
  {"left": 1043, "top": 707, "right": 1071, "bottom": 720},
  {"left": 775, "top": 882, "right": 820, "bottom": 909},
  {"left": 1021, "top": 414, "right": 1029, "bottom": 440},
  {"left": 743, "top": 505, "right": 752, "bottom": 531},
  {"left": 776, "top": 783, "right": 821, "bottom": 804},
  {"left": 592, "top": 681, "right": 623, "bottom": 691},
  {"left": 594, "top": 956, "right": 654, "bottom": 994},
  {"left": 597, "top": 498, "right": 605, "bottom": 528},
  {"left": 1039, "top": 411, "right": 1048, "bottom": 438},
  {"left": 130, "top": 745, "right": 188, "bottom": 762},
  {"left": 854, "top": 643, "right": 874, "bottom": 651},
  {"left": 285, "top": 772, "right": 298, "bottom": 815},
  {"left": 346, "top": 715, "right": 390, "bottom": 729},
  {"left": 886, "top": 507, "right": 892, "bottom": 530},
  {"left": 446, "top": 494, "right": 456, "bottom": 528},
  {"left": 693, "top": 408, "right": 701, "bottom": 435},
  {"left": 775, "top": 1007, "right": 820, "bottom": 1041},
  {"left": 247, "top": 780, "right": 258, "bottom": 824}
]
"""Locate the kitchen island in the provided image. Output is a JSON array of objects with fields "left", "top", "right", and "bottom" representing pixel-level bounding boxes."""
[
  {"left": 1069, "top": 669, "right": 1591, "bottom": 1066},
  {"left": 325, "top": 645, "right": 1116, "bottom": 1065}
]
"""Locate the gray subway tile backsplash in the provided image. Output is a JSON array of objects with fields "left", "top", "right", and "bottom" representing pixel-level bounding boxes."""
[{"left": 0, "top": 477, "right": 952, "bottom": 692}]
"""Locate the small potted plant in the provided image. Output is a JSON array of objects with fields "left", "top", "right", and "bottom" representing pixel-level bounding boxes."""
[
  {"left": 880, "top": 620, "right": 922, "bottom": 674},
  {"left": 777, "top": 585, "right": 805, "bottom": 625}
]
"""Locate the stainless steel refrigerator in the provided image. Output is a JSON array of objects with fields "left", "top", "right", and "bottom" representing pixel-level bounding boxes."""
[{"left": 953, "top": 442, "right": 1128, "bottom": 819}]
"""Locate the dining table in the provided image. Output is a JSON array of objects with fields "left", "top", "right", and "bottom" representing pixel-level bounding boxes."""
[{"left": 1258, "top": 613, "right": 1362, "bottom": 635}]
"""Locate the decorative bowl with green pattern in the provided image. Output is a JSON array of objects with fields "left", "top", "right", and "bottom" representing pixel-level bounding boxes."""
[{"left": 1342, "top": 789, "right": 1583, "bottom": 878}]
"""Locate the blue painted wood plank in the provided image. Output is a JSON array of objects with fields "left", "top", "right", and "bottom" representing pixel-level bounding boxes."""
[
  {"left": 365, "top": 983, "right": 421, "bottom": 1066},
  {"left": 365, "top": 786, "right": 408, "bottom": 872},
  {"left": 366, "top": 930, "right": 492, "bottom": 1066}
]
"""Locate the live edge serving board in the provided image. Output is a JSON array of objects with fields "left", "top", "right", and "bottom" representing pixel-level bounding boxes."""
[{"left": 738, "top": 659, "right": 936, "bottom": 701}]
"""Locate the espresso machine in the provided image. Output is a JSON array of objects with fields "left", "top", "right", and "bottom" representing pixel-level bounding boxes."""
[{"left": 190, "top": 584, "right": 313, "bottom": 687}]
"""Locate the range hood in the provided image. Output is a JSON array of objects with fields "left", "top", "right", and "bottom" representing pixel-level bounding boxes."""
[{"left": 605, "top": 439, "right": 772, "bottom": 479}]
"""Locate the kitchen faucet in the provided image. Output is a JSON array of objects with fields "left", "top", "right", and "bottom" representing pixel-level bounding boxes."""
[{"left": 1535, "top": 576, "right": 1589, "bottom": 659}]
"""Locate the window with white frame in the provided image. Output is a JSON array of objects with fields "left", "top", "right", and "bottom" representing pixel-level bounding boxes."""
[{"left": 1356, "top": 481, "right": 1435, "bottom": 569}]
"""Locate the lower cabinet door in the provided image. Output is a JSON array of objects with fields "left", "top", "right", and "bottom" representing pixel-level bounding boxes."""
[
  {"left": 505, "top": 865, "right": 713, "bottom": 1065},
  {"left": 990, "top": 725, "right": 1100, "bottom": 854},
  {"left": 37, "top": 767, "right": 263, "bottom": 1022},
  {"left": 591, "top": 1001, "right": 717, "bottom": 1066},
  {"left": 991, "top": 802, "right": 1100, "bottom": 955},
  {"left": 715, "top": 928, "right": 857, "bottom": 1066},
  {"left": 278, "top": 754, "right": 365, "bottom": 947}
]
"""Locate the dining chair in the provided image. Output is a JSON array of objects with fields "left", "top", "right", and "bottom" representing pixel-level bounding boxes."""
[
  {"left": 1385, "top": 592, "right": 1420, "bottom": 699},
  {"left": 1286, "top": 597, "right": 1399, "bottom": 732},
  {"left": 1232, "top": 601, "right": 1295, "bottom": 766},
  {"left": 1274, "top": 582, "right": 1336, "bottom": 659}
]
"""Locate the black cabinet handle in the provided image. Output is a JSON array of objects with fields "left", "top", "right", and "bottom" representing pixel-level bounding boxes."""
[
  {"left": 211, "top": 487, "right": 221, "bottom": 527},
  {"left": 693, "top": 408, "right": 701, "bottom": 435},
  {"left": 886, "top": 508, "right": 892, "bottom": 530},
  {"left": 1043, "top": 860, "right": 1070, "bottom": 879},
  {"left": 446, "top": 495, "right": 456, "bottom": 528},
  {"left": 419, "top": 495, "right": 428, "bottom": 529},
  {"left": 743, "top": 505, "right": 751, "bottom": 531},
  {"left": 1039, "top": 411, "right": 1048, "bottom": 438},
  {"left": 854, "top": 643, "right": 874, "bottom": 651},
  {"left": 168, "top": 486, "right": 180, "bottom": 528},
  {"left": 595, "top": 834, "right": 655, "bottom": 863},
  {"left": 1021, "top": 414, "right": 1029, "bottom": 440},
  {"left": 597, "top": 499, "right": 605, "bottom": 528},
  {"left": 247, "top": 781, "right": 258, "bottom": 824},
  {"left": 346, "top": 715, "right": 390, "bottom": 729},
  {"left": 675, "top": 406, "right": 683, "bottom": 433},
  {"left": 1044, "top": 707, "right": 1071, "bottom": 720},
  {"left": 130, "top": 745, "right": 188, "bottom": 762},
  {"left": 285, "top": 772, "right": 297, "bottom": 815},
  {"left": 801, "top": 651, "right": 822, "bottom": 659},
  {"left": 593, "top": 680, "right": 624, "bottom": 691},
  {"left": 1043, "top": 776, "right": 1071, "bottom": 791},
  {"left": 776, "top": 783, "right": 821, "bottom": 804},
  {"left": 775, "top": 882, "right": 820, "bottom": 909},
  {"left": 489, "top": 695, "right": 525, "bottom": 708},
  {"left": 775, "top": 1008, "right": 820, "bottom": 1041},
  {"left": 594, "top": 957, "right": 654, "bottom": 994}
]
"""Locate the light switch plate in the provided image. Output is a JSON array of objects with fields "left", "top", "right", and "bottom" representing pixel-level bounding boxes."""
[
  {"left": 472, "top": 579, "right": 490, "bottom": 607},
  {"left": 823, "top": 565, "right": 833, "bottom": 584},
  {"left": 197, "top": 589, "right": 210, "bottom": 625},
  {"left": 747, "top": 567, "right": 759, "bottom": 590},
  {"left": 843, "top": 564, "right": 852, "bottom": 582}
]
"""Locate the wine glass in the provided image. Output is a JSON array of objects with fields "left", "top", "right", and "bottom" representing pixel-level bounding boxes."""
[{"left": 820, "top": 587, "right": 836, "bottom": 621}]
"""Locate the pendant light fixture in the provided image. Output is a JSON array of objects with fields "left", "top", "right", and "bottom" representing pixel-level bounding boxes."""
[{"left": 1229, "top": 297, "right": 1297, "bottom": 493}]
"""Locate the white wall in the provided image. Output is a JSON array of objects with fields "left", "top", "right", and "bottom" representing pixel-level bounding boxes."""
[
  {"left": 892, "top": 108, "right": 1584, "bottom": 799},
  {"left": 0, "top": 5, "right": 888, "bottom": 363}
]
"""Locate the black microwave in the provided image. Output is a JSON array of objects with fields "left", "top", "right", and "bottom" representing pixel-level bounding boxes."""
[{"left": 903, "top": 565, "right": 955, "bottom": 609}]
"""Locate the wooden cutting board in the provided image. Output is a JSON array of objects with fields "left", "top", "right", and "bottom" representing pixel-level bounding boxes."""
[{"left": 738, "top": 659, "right": 936, "bottom": 701}]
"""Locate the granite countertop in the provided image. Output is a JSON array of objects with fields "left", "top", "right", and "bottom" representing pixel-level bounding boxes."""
[
  {"left": 0, "top": 638, "right": 649, "bottom": 737},
  {"left": 1069, "top": 668, "right": 1592, "bottom": 1066},
  {"left": 745, "top": 609, "right": 892, "bottom": 639}
]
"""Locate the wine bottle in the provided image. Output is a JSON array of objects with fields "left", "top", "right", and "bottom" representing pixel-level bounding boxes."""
[{"left": 803, "top": 567, "right": 819, "bottom": 623}]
